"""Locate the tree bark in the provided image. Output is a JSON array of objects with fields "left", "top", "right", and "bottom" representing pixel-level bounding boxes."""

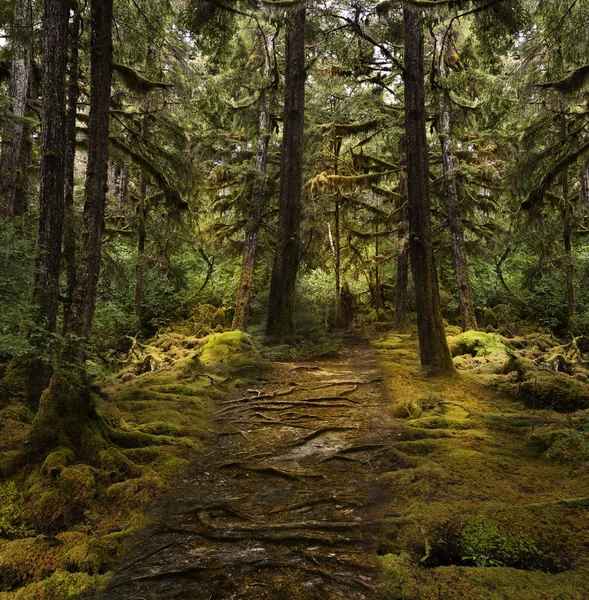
[
  {"left": 394, "top": 171, "right": 409, "bottom": 332},
  {"left": 403, "top": 8, "right": 454, "bottom": 374},
  {"left": 62, "top": 9, "right": 82, "bottom": 334},
  {"left": 65, "top": 0, "right": 113, "bottom": 340},
  {"left": 563, "top": 174, "right": 574, "bottom": 320},
  {"left": 0, "top": 0, "right": 32, "bottom": 219},
  {"left": 232, "top": 31, "right": 272, "bottom": 331},
  {"left": 438, "top": 31, "right": 477, "bottom": 332},
  {"left": 31, "top": 0, "right": 69, "bottom": 336},
  {"left": 266, "top": 8, "right": 306, "bottom": 339},
  {"left": 333, "top": 137, "right": 342, "bottom": 327}
]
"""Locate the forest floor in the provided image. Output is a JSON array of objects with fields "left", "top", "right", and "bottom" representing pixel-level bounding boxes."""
[
  {"left": 96, "top": 337, "right": 400, "bottom": 599},
  {"left": 2, "top": 324, "right": 589, "bottom": 599}
]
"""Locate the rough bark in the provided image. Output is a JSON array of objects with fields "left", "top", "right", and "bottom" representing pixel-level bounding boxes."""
[
  {"left": 30, "top": 0, "right": 69, "bottom": 336},
  {"left": 65, "top": 0, "right": 114, "bottom": 340},
  {"left": 581, "top": 160, "right": 589, "bottom": 218},
  {"left": 333, "top": 137, "right": 342, "bottom": 327},
  {"left": 394, "top": 171, "right": 409, "bottom": 332},
  {"left": 62, "top": 10, "right": 82, "bottom": 333},
  {"left": 403, "top": 8, "right": 454, "bottom": 374},
  {"left": 437, "top": 31, "right": 477, "bottom": 332},
  {"left": 266, "top": 8, "right": 306, "bottom": 339},
  {"left": 232, "top": 32, "right": 272, "bottom": 332},
  {"left": 0, "top": 0, "right": 32, "bottom": 218}
]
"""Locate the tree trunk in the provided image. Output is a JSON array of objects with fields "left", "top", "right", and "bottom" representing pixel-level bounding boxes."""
[
  {"left": 119, "top": 167, "right": 129, "bottom": 210},
  {"left": 62, "top": 9, "right": 82, "bottom": 334},
  {"left": 65, "top": 0, "right": 113, "bottom": 340},
  {"left": 134, "top": 176, "right": 147, "bottom": 317},
  {"left": 563, "top": 174, "right": 574, "bottom": 320},
  {"left": 333, "top": 137, "right": 342, "bottom": 327},
  {"left": 0, "top": 0, "right": 32, "bottom": 219},
  {"left": 394, "top": 171, "right": 409, "bottom": 332},
  {"left": 31, "top": 0, "right": 69, "bottom": 336},
  {"left": 232, "top": 31, "right": 272, "bottom": 331},
  {"left": 438, "top": 33, "right": 477, "bottom": 332},
  {"left": 266, "top": 8, "right": 306, "bottom": 339},
  {"left": 403, "top": 8, "right": 454, "bottom": 374},
  {"left": 581, "top": 160, "right": 589, "bottom": 219}
]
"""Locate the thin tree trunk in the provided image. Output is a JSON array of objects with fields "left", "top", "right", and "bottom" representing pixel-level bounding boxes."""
[
  {"left": 394, "top": 171, "right": 409, "bottom": 332},
  {"left": 581, "top": 160, "right": 589, "bottom": 219},
  {"left": 0, "top": 0, "right": 32, "bottom": 218},
  {"left": 65, "top": 0, "right": 113, "bottom": 340},
  {"left": 134, "top": 176, "right": 147, "bottom": 317},
  {"left": 232, "top": 32, "right": 272, "bottom": 331},
  {"left": 62, "top": 9, "right": 81, "bottom": 334},
  {"left": 13, "top": 125, "right": 32, "bottom": 217},
  {"left": 333, "top": 137, "right": 342, "bottom": 327},
  {"left": 438, "top": 35, "right": 477, "bottom": 331},
  {"left": 563, "top": 174, "right": 574, "bottom": 320},
  {"left": 119, "top": 167, "right": 129, "bottom": 209},
  {"left": 266, "top": 8, "right": 306, "bottom": 339},
  {"left": 403, "top": 8, "right": 454, "bottom": 374},
  {"left": 560, "top": 101, "right": 574, "bottom": 321},
  {"left": 31, "top": 0, "right": 69, "bottom": 336}
]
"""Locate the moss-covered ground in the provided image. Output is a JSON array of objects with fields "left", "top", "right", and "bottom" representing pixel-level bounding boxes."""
[
  {"left": 0, "top": 323, "right": 267, "bottom": 599},
  {"left": 375, "top": 330, "right": 589, "bottom": 600}
]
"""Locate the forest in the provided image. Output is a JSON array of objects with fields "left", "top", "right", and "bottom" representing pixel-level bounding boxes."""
[{"left": 1, "top": 0, "right": 589, "bottom": 598}]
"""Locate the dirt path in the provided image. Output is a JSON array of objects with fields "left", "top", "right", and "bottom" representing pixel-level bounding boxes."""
[{"left": 99, "top": 340, "right": 401, "bottom": 599}]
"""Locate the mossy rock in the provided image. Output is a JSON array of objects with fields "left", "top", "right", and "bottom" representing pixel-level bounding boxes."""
[
  {"left": 447, "top": 331, "right": 508, "bottom": 358},
  {"left": 194, "top": 331, "right": 267, "bottom": 378}
]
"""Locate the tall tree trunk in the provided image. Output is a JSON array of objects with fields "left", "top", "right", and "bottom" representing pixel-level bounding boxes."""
[
  {"left": 0, "top": 0, "right": 32, "bottom": 218},
  {"left": 134, "top": 176, "right": 147, "bottom": 317},
  {"left": 232, "top": 32, "right": 272, "bottom": 331},
  {"left": 560, "top": 101, "right": 574, "bottom": 321},
  {"left": 65, "top": 0, "right": 113, "bottom": 340},
  {"left": 333, "top": 137, "right": 342, "bottom": 327},
  {"left": 403, "top": 8, "right": 454, "bottom": 374},
  {"left": 266, "top": 8, "right": 306, "bottom": 339},
  {"left": 581, "top": 160, "right": 589, "bottom": 219},
  {"left": 438, "top": 33, "right": 477, "bottom": 331},
  {"left": 31, "top": 0, "right": 69, "bottom": 336},
  {"left": 563, "top": 174, "right": 574, "bottom": 320},
  {"left": 62, "top": 9, "right": 82, "bottom": 334},
  {"left": 394, "top": 171, "right": 409, "bottom": 332},
  {"left": 119, "top": 167, "right": 129, "bottom": 210}
]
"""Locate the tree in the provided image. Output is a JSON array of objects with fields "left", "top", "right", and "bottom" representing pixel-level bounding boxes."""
[
  {"left": 232, "top": 27, "right": 273, "bottom": 331},
  {"left": 30, "top": 0, "right": 69, "bottom": 337},
  {"left": 403, "top": 6, "right": 454, "bottom": 374},
  {"left": 436, "top": 25, "right": 478, "bottom": 331},
  {"left": 0, "top": 0, "right": 32, "bottom": 218},
  {"left": 266, "top": 7, "right": 306, "bottom": 339}
]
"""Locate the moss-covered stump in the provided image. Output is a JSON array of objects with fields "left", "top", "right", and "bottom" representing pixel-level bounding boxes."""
[
  {"left": 374, "top": 331, "right": 589, "bottom": 600},
  {"left": 447, "top": 330, "right": 508, "bottom": 358}
]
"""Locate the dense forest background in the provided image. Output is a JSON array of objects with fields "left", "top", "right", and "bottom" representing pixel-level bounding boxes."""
[
  {"left": 2, "top": 0, "right": 589, "bottom": 372},
  {"left": 2, "top": 0, "right": 589, "bottom": 598}
]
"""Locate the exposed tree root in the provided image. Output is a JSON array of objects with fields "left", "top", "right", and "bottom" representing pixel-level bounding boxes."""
[
  {"left": 307, "top": 377, "right": 383, "bottom": 391},
  {"left": 289, "top": 426, "right": 358, "bottom": 446},
  {"left": 218, "top": 462, "right": 326, "bottom": 480}
]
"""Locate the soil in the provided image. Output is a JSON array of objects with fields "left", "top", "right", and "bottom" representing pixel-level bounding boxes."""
[{"left": 97, "top": 339, "right": 401, "bottom": 599}]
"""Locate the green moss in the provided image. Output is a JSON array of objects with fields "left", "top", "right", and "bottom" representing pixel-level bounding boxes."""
[
  {"left": 447, "top": 331, "right": 508, "bottom": 358},
  {"left": 42, "top": 448, "right": 76, "bottom": 478},
  {"left": 195, "top": 331, "right": 267, "bottom": 377},
  {"left": 0, "top": 481, "right": 34, "bottom": 539},
  {"left": 0, "top": 570, "right": 104, "bottom": 599},
  {"left": 407, "top": 416, "right": 472, "bottom": 430}
]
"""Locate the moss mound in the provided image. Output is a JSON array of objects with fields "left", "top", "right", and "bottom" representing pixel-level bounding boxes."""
[
  {"left": 447, "top": 331, "right": 508, "bottom": 358},
  {"left": 195, "top": 330, "right": 267, "bottom": 377}
]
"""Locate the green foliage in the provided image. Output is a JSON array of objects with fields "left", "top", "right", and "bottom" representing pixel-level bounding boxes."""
[
  {"left": 0, "top": 219, "right": 35, "bottom": 360},
  {"left": 459, "top": 517, "right": 557, "bottom": 572},
  {"left": 0, "top": 482, "right": 34, "bottom": 539}
]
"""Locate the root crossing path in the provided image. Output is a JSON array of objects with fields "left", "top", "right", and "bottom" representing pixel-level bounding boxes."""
[{"left": 101, "top": 341, "right": 402, "bottom": 599}]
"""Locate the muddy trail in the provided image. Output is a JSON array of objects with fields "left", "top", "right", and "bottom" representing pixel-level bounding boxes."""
[{"left": 99, "top": 340, "right": 402, "bottom": 599}]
